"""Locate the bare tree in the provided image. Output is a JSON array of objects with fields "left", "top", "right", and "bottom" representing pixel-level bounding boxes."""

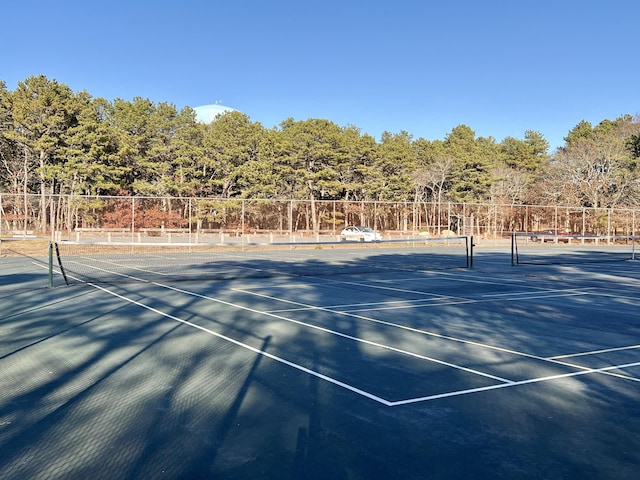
[
  {"left": 542, "top": 133, "right": 637, "bottom": 208},
  {"left": 413, "top": 156, "right": 454, "bottom": 233},
  {"left": 490, "top": 165, "right": 530, "bottom": 205}
]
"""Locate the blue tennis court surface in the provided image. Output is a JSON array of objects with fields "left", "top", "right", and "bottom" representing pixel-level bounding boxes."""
[{"left": 1, "top": 244, "right": 640, "bottom": 479}]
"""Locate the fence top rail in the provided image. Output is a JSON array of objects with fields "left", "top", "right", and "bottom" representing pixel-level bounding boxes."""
[{"left": 1, "top": 192, "right": 639, "bottom": 213}]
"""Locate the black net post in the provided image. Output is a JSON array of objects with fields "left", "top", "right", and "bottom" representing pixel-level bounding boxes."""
[
  {"left": 48, "top": 241, "right": 53, "bottom": 288},
  {"left": 54, "top": 242, "right": 70, "bottom": 285}
]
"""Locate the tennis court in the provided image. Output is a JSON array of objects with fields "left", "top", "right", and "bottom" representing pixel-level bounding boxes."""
[{"left": 1, "top": 239, "right": 639, "bottom": 479}]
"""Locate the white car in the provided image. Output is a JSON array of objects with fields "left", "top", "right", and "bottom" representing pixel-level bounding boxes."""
[{"left": 340, "top": 226, "right": 382, "bottom": 242}]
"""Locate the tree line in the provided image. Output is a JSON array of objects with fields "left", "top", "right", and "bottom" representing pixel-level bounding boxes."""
[{"left": 2, "top": 74, "right": 640, "bottom": 216}]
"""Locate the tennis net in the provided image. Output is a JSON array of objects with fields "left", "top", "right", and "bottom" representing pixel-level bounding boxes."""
[
  {"left": 53, "top": 236, "right": 471, "bottom": 285},
  {"left": 511, "top": 233, "right": 639, "bottom": 265}
]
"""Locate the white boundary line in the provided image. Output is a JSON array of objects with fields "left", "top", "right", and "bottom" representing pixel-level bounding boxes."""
[
  {"left": 88, "top": 282, "right": 394, "bottom": 406},
  {"left": 233, "top": 286, "right": 640, "bottom": 383},
  {"left": 335, "top": 290, "right": 591, "bottom": 312},
  {"left": 49, "top": 258, "right": 640, "bottom": 405},
  {"left": 480, "top": 287, "right": 596, "bottom": 298},
  {"left": 388, "top": 361, "right": 640, "bottom": 406},
  {"left": 66, "top": 258, "right": 170, "bottom": 280},
  {"left": 267, "top": 297, "right": 459, "bottom": 314},
  {"left": 86, "top": 280, "right": 640, "bottom": 406},
  {"left": 154, "top": 283, "right": 512, "bottom": 384},
  {"left": 549, "top": 344, "right": 640, "bottom": 360},
  {"left": 47, "top": 260, "right": 640, "bottom": 371}
]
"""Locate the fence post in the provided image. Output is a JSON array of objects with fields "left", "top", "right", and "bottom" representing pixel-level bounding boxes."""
[
  {"left": 131, "top": 197, "right": 135, "bottom": 243},
  {"left": 188, "top": 197, "right": 192, "bottom": 244},
  {"left": 333, "top": 201, "right": 336, "bottom": 235},
  {"left": 289, "top": 200, "right": 293, "bottom": 241},
  {"left": 241, "top": 200, "right": 245, "bottom": 244}
]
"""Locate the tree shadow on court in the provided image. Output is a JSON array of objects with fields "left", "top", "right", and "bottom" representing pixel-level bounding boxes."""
[{"left": 1, "top": 248, "right": 640, "bottom": 479}]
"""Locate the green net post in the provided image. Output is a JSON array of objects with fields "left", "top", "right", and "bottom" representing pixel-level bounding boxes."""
[{"left": 48, "top": 241, "right": 53, "bottom": 288}]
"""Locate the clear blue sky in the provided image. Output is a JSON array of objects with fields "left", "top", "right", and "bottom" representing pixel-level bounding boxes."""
[{"left": 3, "top": 0, "right": 639, "bottom": 150}]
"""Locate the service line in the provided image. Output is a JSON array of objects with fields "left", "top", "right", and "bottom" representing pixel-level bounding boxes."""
[{"left": 234, "top": 285, "right": 640, "bottom": 384}]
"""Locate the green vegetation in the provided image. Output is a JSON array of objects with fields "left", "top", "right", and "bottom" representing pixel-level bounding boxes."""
[{"left": 2, "top": 75, "right": 640, "bottom": 215}]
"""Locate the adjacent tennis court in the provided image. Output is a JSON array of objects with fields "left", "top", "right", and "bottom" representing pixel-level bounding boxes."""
[{"left": 1, "top": 239, "right": 639, "bottom": 479}]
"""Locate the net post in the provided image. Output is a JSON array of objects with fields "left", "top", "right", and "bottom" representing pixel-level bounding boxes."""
[
  {"left": 54, "top": 242, "right": 70, "bottom": 285},
  {"left": 469, "top": 235, "right": 474, "bottom": 268},
  {"left": 48, "top": 241, "right": 53, "bottom": 288},
  {"left": 511, "top": 232, "right": 515, "bottom": 266}
]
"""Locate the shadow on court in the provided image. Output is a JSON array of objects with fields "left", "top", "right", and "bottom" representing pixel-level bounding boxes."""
[
  {"left": 0, "top": 255, "right": 51, "bottom": 291},
  {"left": 1, "top": 248, "right": 639, "bottom": 479}
]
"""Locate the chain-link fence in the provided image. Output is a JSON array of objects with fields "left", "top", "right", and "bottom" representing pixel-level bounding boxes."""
[{"left": 1, "top": 193, "right": 638, "bottom": 242}]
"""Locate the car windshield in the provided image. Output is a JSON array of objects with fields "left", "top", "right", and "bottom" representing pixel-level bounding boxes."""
[{"left": 360, "top": 227, "right": 373, "bottom": 232}]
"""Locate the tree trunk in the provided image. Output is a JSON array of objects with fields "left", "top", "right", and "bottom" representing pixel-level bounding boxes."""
[
  {"left": 39, "top": 150, "right": 47, "bottom": 234},
  {"left": 308, "top": 180, "right": 318, "bottom": 233}
]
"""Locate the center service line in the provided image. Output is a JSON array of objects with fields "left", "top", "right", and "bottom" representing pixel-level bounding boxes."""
[
  {"left": 154, "top": 282, "right": 512, "bottom": 384},
  {"left": 233, "top": 287, "right": 640, "bottom": 384}
]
